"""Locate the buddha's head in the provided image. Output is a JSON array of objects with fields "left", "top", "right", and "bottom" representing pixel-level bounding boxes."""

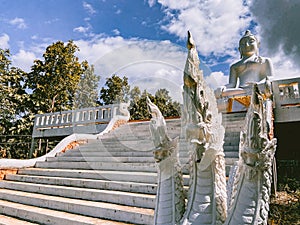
[{"left": 239, "top": 30, "right": 260, "bottom": 58}]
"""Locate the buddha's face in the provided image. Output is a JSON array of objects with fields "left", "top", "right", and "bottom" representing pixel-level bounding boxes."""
[{"left": 239, "top": 35, "right": 259, "bottom": 58}]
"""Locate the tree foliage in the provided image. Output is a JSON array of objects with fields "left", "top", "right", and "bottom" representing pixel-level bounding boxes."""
[
  {"left": 0, "top": 49, "right": 32, "bottom": 159},
  {"left": 99, "top": 74, "right": 181, "bottom": 120},
  {"left": 1, "top": 41, "right": 89, "bottom": 159},
  {"left": 26, "top": 40, "right": 88, "bottom": 114},
  {"left": 99, "top": 74, "right": 130, "bottom": 105},
  {"left": 74, "top": 64, "right": 100, "bottom": 109},
  {"left": 129, "top": 88, "right": 181, "bottom": 120}
]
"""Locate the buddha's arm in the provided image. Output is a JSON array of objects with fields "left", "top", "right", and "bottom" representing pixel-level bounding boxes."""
[
  {"left": 265, "top": 58, "right": 274, "bottom": 77},
  {"left": 226, "top": 65, "right": 238, "bottom": 88},
  {"left": 258, "top": 58, "right": 274, "bottom": 83}
]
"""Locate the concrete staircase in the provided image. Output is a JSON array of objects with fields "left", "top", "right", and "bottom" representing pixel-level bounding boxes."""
[
  {"left": 0, "top": 113, "right": 246, "bottom": 224},
  {"left": 222, "top": 111, "right": 247, "bottom": 172}
]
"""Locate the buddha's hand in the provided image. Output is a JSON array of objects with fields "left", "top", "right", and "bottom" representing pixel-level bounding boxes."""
[{"left": 214, "top": 86, "right": 226, "bottom": 98}]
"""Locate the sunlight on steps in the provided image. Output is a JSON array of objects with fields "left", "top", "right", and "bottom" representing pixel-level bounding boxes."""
[{"left": 0, "top": 113, "right": 245, "bottom": 224}]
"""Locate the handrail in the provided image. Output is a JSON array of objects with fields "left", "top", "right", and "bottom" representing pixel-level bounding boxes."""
[
  {"left": 216, "top": 77, "right": 300, "bottom": 123},
  {"left": 29, "top": 103, "right": 130, "bottom": 158},
  {"left": 33, "top": 105, "right": 114, "bottom": 130}
]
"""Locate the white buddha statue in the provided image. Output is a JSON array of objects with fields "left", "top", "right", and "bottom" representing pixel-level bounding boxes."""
[{"left": 217, "top": 30, "right": 274, "bottom": 97}]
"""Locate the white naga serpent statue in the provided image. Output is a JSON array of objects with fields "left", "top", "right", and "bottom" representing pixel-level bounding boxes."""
[
  {"left": 149, "top": 32, "right": 276, "bottom": 225},
  {"left": 147, "top": 96, "right": 186, "bottom": 225}
]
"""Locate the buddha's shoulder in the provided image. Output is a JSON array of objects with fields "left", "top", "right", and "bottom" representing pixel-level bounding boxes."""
[
  {"left": 230, "top": 60, "right": 245, "bottom": 70},
  {"left": 231, "top": 56, "right": 272, "bottom": 68},
  {"left": 262, "top": 57, "right": 272, "bottom": 64}
]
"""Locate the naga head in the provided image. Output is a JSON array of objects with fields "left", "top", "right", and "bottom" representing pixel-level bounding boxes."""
[
  {"left": 146, "top": 96, "right": 163, "bottom": 119},
  {"left": 187, "top": 30, "right": 195, "bottom": 50},
  {"left": 240, "top": 83, "right": 273, "bottom": 167}
]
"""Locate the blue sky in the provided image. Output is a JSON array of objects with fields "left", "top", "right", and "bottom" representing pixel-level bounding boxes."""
[{"left": 1, "top": 0, "right": 300, "bottom": 102}]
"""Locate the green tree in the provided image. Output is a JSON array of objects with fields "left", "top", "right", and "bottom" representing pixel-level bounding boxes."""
[
  {"left": 129, "top": 88, "right": 152, "bottom": 120},
  {"left": 0, "top": 49, "right": 32, "bottom": 159},
  {"left": 99, "top": 74, "right": 130, "bottom": 105},
  {"left": 129, "top": 88, "right": 181, "bottom": 120},
  {"left": 74, "top": 64, "right": 100, "bottom": 108},
  {"left": 154, "top": 88, "right": 181, "bottom": 118},
  {"left": 26, "top": 40, "right": 87, "bottom": 114}
]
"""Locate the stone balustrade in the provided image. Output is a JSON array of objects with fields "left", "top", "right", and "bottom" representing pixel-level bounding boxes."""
[
  {"left": 32, "top": 106, "right": 114, "bottom": 138},
  {"left": 272, "top": 77, "right": 300, "bottom": 122},
  {"left": 216, "top": 77, "right": 300, "bottom": 123},
  {"left": 30, "top": 103, "right": 130, "bottom": 157}
]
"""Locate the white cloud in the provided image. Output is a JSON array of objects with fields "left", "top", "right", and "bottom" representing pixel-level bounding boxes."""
[
  {"left": 31, "top": 35, "right": 38, "bottom": 40},
  {"left": 0, "top": 33, "right": 10, "bottom": 49},
  {"left": 147, "top": 0, "right": 156, "bottom": 7},
  {"left": 83, "top": 2, "right": 96, "bottom": 15},
  {"left": 9, "top": 17, "right": 27, "bottom": 29},
  {"left": 73, "top": 26, "right": 90, "bottom": 33},
  {"left": 270, "top": 50, "right": 300, "bottom": 81},
  {"left": 12, "top": 50, "right": 36, "bottom": 72},
  {"left": 115, "top": 9, "right": 122, "bottom": 14},
  {"left": 248, "top": 0, "right": 300, "bottom": 79},
  {"left": 8, "top": 33, "right": 222, "bottom": 103},
  {"left": 112, "top": 29, "right": 120, "bottom": 35},
  {"left": 45, "top": 18, "right": 59, "bottom": 24},
  {"left": 158, "top": 0, "right": 251, "bottom": 57},
  {"left": 205, "top": 71, "right": 228, "bottom": 90},
  {"left": 75, "top": 36, "right": 188, "bottom": 102},
  {"left": 73, "top": 21, "right": 94, "bottom": 36},
  {"left": 74, "top": 35, "right": 239, "bottom": 102}
]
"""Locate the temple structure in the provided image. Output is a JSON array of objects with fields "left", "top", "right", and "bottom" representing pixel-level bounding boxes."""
[{"left": 0, "top": 30, "right": 298, "bottom": 224}]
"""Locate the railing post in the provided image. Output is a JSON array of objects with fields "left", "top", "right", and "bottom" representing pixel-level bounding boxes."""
[{"left": 29, "top": 138, "right": 36, "bottom": 158}]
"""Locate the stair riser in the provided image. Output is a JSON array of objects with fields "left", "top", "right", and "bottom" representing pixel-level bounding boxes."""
[
  {"left": 224, "top": 152, "right": 239, "bottom": 158},
  {"left": 18, "top": 169, "right": 159, "bottom": 184},
  {"left": 6, "top": 174, "right": 157, "bottom": 194},
  {"left": 78, "top": 145, "right": 155, "bottom": 152},
  {"left": 0, "top": 204, "right": 96, "bottom": 225},
  {"left": 0, "top": 215, "right": 39, "bottom": 225},
  {"left": 224, "top": 146, "right": 239, "bottom": 152},
  {"left": 60, "top": 151, "right": 190, "bottom": 157},
  {"left": 100, "top": 132, "right": 180, "bottom": 141},
  {"left": 47, "top": 157, "right": 191, "bottom": 165},
  {"left": 0, "top": 181, "right": 155, "bottom": 209},
  {"left": 0, "top": 192, "right": 154, "bottom": 225},
  {"left": 47, "top": 156, "right": 157, "bottom": 163},
  {"left": 59, "top": 151, "right": 156, "bottom": 157},
  {"left": 16, "top": 169, "right": 190, "bottom": 187},
  {"left": 35, "top": 162, "right": 157, "bottom": 172}
]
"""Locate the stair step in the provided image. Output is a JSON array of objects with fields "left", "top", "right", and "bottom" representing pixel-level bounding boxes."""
[
  {"left": 224, "top": 146, "right": 239, "bottom": 151},
  {"left": 225, "top": 158, "right": 239, "bottom": 165},
  {"left": 18, "top": 168, "right": 158, "bottom": 183},
  {"left": 0, "top": 214, "right": 39, "bottom": 225},
  {"left": 224, "top": 132, "right": 240, "bottom": 137},
  {"left": 35, "top": 161, "right": 157, "bottom": 172},
  {"left": 224, "top": 151, "right": 239, "bottom": 158},
  {"left": 17, "top": 168, "right": 190, "bottom": 187},
  {"left": 59, "top": 150, "right": 155, "bottom": 157},
  {"left": 59, "top": 150, "right": 190, "bottom": 158},
  {"left": 0, "top": 180, "right": 155, "bottom": 209},
  {"left": 0, "top": 189, "right": 154, "bottom": 224},
  {"left": 6, "top": 174, "right": 157, "bottom": 194},
  {"left": 47, "top": 156, "right": 156, "bottom": 163},
  {"left": 0, "top": 199, "right": 131, "bottom": 225},
  {"left": 67, "top": 142, "right": 190, "bottom": 153}
]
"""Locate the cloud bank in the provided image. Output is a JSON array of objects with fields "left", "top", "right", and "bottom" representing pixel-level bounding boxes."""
[
  {"left": 75, "top": 36, "right": 187, "bottom": 102},
  {"left": 0, "top": 34, "right": 10, "bottom": 49},
  {"left": 249, "top": 0, "right": 300, "bottom": 79},
  {"left": 158, "top": 0, "right": 251, "bottom": 57}
]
